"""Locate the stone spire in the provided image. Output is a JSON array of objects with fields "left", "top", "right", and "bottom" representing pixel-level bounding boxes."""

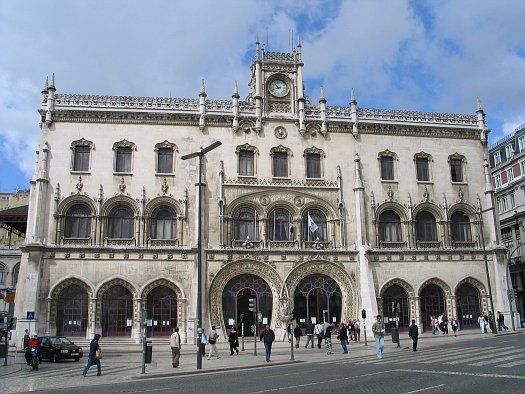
[
  {"left": 45, "top": 73, "right": 56, "bottom": 125},
  {"left": 232, "top": 80, "right": 240, "bottom": 132},
  {"left": 350, "top": 88, "right": 358, "bottom": 137},
  {"left": 476, "top": 97, "right": 489, "bottom": 144},
  {"left": 199, "top": 79, "right": 207, "bottom": 131},
  {"left": 319, "top": 86, "right": 327, "bottom": 135}
]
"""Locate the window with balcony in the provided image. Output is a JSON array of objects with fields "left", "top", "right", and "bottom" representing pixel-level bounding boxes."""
[
  {"left": 519, "top": 135, "right": 525, "bottom": 152},
  {"left": 157, "top": 148, "right": 173, "bottom": 174},
  {"left": 64, "top": 204, "right": 92, "bottom": 239},
  {"left": 239, "top": 150, "right": 255, "bottom": 176},
  {"left": 378, "top": 210, "right": 402, "bottom": 244},
  {"left": 113, "top": 140, "right": 135, "bottom": 173},
  {"left": 268, "top": 208, "right": 293, "bottom": 241},
  {"left": 495, "top": 174, "right": 502, "bottom": 188},
  {"left": 415, "top": 211, "right": 438, "bottom": 242},
  {"left": 301, "top": 209, "right": 327, "bottom": 242},
  {"left": 451, "top": 211, "right": 472, "bottom": 243},
  {"left": 70, "top": 138, "right": 93, "bottom": 172},
  {"left": 505, "top": 144, "right": 514, "bottom": 159},
  {"left": 306, "top": 153, "right": 321, "bottom": 178},
  {"left": 449, "top": 153, "right": 465, "bottom": 183},
  {"left": 150, "top": 206, "right": 177, "bottom": 240},
  {"left": 108, "top": 205, "right": 134, "bottom": 239},
  {"left": 233, "top": 208, "right": 259, "bottom": 240},
  {"left": 507, "top": 168, "right": 514, "bottom": 183},
  {"left": 380, "top": 156, "right": 394, "bottom": 180}
]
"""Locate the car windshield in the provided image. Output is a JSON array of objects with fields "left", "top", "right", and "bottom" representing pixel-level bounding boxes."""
[{"left": 50, "top": 337, "right": 73, "bottom": 346}]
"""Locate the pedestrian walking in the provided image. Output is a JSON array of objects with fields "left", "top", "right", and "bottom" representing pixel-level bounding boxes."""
[
  {"left": 477, "top": 313, "right": 486, "bottom": 334},
  {"left": 325, "top": 322, "right": 335, "bottom": 354},
  {"left": 259, "top": 324, "right": 275, "bottom": 362},
  {"left": 430, "top": 316, "right": 437, "bottom": 335},
  {"left": 408, "top": 320, "right": 419, "bottom": 351},
  {"left": 207, "top": 325, "right": 220, "bottom": 359},
  {"left": 293, "top": 324, "right": 302, "bottom": 348},
  {"left": 442, "top": 314, "right": 449, "bottom": 335},
  {"left": 497, "top": 311, "right": 509, "bottom": 331},
  {"left": 314, "top": 321, "right": 324, "bottom": 349},
  {"left": 23, "top": 329, "right": 29, "bottom": 349},
  {"left": 488, "top": 311, "right": 496, "bottom": 334},
  {"left": 338, "top": 323, "right": 349, "bottom": 353},
  {"left": 451, "top": 317, "right": 459, "bottom": 337},
  {"left": 82, "top": 333, "right": 102, "bottom": 376},
  {"left": 348, "top": 321, "right": 356, "bottom": 341},
  {"left": 304, "top": 319, "right": 314, "bottom": 348},
  {"left": 354, "top": 319, "right": 361, "bottom": 341},
  {"left": 229, "top": 326, "right": 239, "bottom": 355},
  {"left": 372, "top": 314, "right": 385, "bottom": 359},
  {"left": 201, "top": 330, "right": 208, "bottom": 356},
  {"left": 169, "top": 327, "right": 181, "bottom": 368}
]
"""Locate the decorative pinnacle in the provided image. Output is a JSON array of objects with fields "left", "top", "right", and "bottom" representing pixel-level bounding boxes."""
[
  {"left": 233, "top": 80, "right": 239, "bottom": 95},
  {"left": 256, "top": 34, "right": 260, "bottom": 45},
  {"left": 200, "top": 79, "right": 206, "bottom": 95},
  {"left": 476, "top": 97, "right": 483, "bottom": 112},
  {"left": 297, "top": 35, "right": 302, "bottom": 48},
  {"left": 350, "top": 88, "right": 357, "bottom": 104},
  {"left": 319, "top": 86, "right": 326, "bottom": 103},
  {"left": 42, "top": 76, "right": 49, "bottom": 93},
  {"left": 49, "top": 73, "right": 56, "bottom": 90}
]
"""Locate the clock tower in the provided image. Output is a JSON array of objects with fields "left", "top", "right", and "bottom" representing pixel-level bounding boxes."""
[{"left": 248, "top": 37, "right": 306, "bottom": 133}]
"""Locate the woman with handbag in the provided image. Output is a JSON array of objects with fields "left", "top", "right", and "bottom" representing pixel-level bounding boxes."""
[
  {"left": 82, "top": 333, "right": 102, "bottom": 377},
  {"left": 207, "top": 326, "right": 220, "bottom": 359}
]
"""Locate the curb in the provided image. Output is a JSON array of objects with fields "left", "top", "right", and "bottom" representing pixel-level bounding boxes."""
[{"left": 131, "top": 359, "right": 303, "bottom": 379}]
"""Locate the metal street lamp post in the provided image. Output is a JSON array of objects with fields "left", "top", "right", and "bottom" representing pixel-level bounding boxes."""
[{"left": 181, "top": 141, "right": 222, "bottom": 370}]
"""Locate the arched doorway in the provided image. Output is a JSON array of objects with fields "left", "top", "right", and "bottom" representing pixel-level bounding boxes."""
[
  {"left": 382, "top": 285, "right": 410, "bottom": 333},
  {"left": 146, "top": 286, "right": 177, "bottom": 337},
  {"left": 102, "top": 285, "right": 133, "bottom": 337},
  {"left": 420, "top": 284, "right": 446, "bottom": 331},
  {"left": 57, "top": 285, "right": 88, "bottom": 337},
  {"left": 221, "top": 274, "right": 273, "bottom": 337},
  {"left": 293, "top": 274, "right": 342, "bottom": 325},
  {"left": 456, "top": 283, "right": 481, "bottom": 328}
]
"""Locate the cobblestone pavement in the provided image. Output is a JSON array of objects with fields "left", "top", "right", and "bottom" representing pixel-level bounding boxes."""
[{"left": 0, "top": 330, "right": 523, "bottom": 393}]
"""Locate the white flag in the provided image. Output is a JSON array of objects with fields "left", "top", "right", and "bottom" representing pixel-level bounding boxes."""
[{"left": 308, "top": 212, "right": 318, "bottom": 234}]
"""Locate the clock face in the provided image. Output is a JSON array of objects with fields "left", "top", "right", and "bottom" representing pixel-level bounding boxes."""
[{"left": 268, "top": 79, "right": 289, "bottom": 98}]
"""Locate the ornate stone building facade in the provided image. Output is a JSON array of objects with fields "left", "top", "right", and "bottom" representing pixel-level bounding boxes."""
[{"left": 12, "top": 42, "right": 513, "bottom": 344}]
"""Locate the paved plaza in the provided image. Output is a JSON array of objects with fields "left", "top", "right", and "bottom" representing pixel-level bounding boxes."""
[{"left": 1, "top": 330, "right": 524, "bottom": 393}]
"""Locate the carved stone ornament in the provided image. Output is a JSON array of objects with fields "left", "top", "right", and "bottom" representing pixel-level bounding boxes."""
[
  {"left": 75, "top": 176, "right": 83, "bottom": 194},
  {"left": 387, "top": 185, "right": 394, "bottom": 201},
  {"left": 112, "top": 139, "right": 136, "bottom": 150},
  {"left": 294, "top": 196, "right": 304, "bottom": 207},
  {"left": 161, "top": 177, "right": 169, "bottom": 195},
  {"left": 274, "top": 126, "right": 287, "bottom": 139},
  {"left": 422, "top": 185, "right": 430, "bottom": 202},
  {"left": 154, "top": 140, "right": 177, "bottom": 151},
  {"left": 303, "top": 146, "right": 326, "bottom": 158},
  {"left": 457, "top": 187, "right": 464, "bottom": 203},
  {"left": 259, "top": 195, "right": 270, "bottom": 206},
  {"left": 119, "top": 177, "right": 126, "bottom": 194},
  {"left": 238, "top": 119, "right": 256, "bottom": 134},
  {"left": 305, "top": 123, "right": 320, "bottom": 136},
  {"left": 54, "top": 183, "right": 61, "bottom": 203}
]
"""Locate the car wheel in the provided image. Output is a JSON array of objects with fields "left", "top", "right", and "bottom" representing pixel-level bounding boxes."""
[
  {"left": 53, "top": 353, "right": 60, "bottom": 363},
  {"left": 75, "top": 358, "right": 79, "bottom": 362}
]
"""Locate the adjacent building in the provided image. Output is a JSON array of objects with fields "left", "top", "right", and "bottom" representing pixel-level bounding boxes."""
[
  {"left": 489, "top": 123, "right": 525, "bottom": 322},
  {"left": 12, "top": 41, "right": 513, "bottom": 345}
]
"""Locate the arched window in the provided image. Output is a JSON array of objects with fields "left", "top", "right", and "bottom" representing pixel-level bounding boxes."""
[
  {"left": 268, "top": 208, "right": 293, "bottom": 241},
  {"left": 108, "top": 205, "right": 134, "bottom": 239},
  {"left": 151, "top": 206, "right": 177, "bottom": 240},
  {"left": 415, "top": 211, "right": 437, "bottom": 242},
  {"left": 64, "top": 204, "right": 92, "bottom": 239},
  {"left": 233, "top": 208, "right": 259, "bottom": 240},
  {"left": 302, "top": 209, "right": 327, "bottom": 242},
  {"left": 12, "top": 263, "right": 20, "bottom": 287},
  {"left": 379, "top": 210, "right": 402, "bottom": 243},
  {"left": 0, "top": 263, "right": 6, "bottom": 284},
  {"left": 451, "top": 211, "right": 472, "bottom": 243}
]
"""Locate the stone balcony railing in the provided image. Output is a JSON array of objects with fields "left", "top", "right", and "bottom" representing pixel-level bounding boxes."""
[
  {"left": 105, "top": 238, "right": 136, "bottom": 246},
  {"left": 452, "top": 241, "right": 478, "bottom": 249},
  {"left": 62, "top": 237, "right": 91, "bottom": 246},
  {"left": 148, "top": 239, "right": 180, "bottom": 248},
  {"left": 416, "top": 241, "right": 444, "bottom": 249}
]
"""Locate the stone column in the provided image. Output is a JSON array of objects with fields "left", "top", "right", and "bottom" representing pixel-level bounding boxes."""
[
  {"left": 413, "top": 296, "right": 421, "bottom": 331},
  {"left": 45, "top": 298, "right": 52, "bottom": 335},
  {"left": 260, "top": 218, "right": 267, "bottom": 247},
  {"left": 179, "top": 298, "right": 188, "bottom": 343},
  {"left": 133, "top": 298, "right": 143, "bottom": 343},
  {"left": 448, "top": 295, "right": 457, "bottom": 320},
  {"left": 88, "top": 298, "right": 97, "bottom": 339},
  {"left": 177, "top": 217, "right": 184, "bottom": 246}
]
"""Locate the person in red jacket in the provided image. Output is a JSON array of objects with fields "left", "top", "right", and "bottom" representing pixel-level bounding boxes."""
[{"left": 25, "top": 333, "right": 40, "bottom": 365}]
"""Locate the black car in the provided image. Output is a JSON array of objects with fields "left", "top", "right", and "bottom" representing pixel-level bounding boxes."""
[{"left": 38, "top": 336, "right": 83, "bottom": 362}]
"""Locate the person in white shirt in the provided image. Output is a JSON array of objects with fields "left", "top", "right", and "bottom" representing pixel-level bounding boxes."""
[
  {"left": 314, "top": 322, "right": 324, "bottom": 349},
  {"left": 169, "top": 327, "right": 181, "bottom": 368}
]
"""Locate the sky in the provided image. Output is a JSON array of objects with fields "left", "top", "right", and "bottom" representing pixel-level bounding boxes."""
[{"left": 0, "top": 0, "right": 524, "bottom": 192}]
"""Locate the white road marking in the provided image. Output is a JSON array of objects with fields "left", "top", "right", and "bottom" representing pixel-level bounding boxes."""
[
  {"left": 498, "top": 358, "right": 525, "bottom": 368},
  {"left": 402, "top": 384, "right": 446, "bottom": 394},
  {"left": 445, "top": 348, "right": 517, "bottom": 365},
  {"left": 395, "top": 368, "right": 525, "bottom": 380},
  {"left": 244, "top": 370, "right": 393, "bottom": 393},
  {"left": 468, "top": 353, "right": 524, "bottom": 366}
]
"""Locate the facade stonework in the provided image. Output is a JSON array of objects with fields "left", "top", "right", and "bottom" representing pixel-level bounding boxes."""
[{"left": 12, "top": 44, "right": 514, "bottom": 344}]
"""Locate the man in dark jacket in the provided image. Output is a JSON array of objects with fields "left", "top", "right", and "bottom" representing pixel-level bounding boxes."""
[
  {"left": 259, "top": 325, "right": 275, "bottom": 362},
  {"left": 293, "top": 324, "right": 303, "bottom": 348},
  {"left": 408, "top": 320, "right": 419, "bottom": 351},
  {"left": 82, "top": 333, "right": 101, "bottom": 376},
  {"left": 304, "top": 319, "right": 314, "bottom": 348}
]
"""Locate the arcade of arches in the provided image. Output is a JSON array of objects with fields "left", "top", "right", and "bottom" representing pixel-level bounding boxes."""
[
  {"left": 379, "top": 278, "right": 487, "bottom": 332},
  {"left": 50, "top": 278, "right": 184, "bottom": 339}
]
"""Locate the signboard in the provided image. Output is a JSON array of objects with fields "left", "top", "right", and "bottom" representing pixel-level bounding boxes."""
[{"left": 26, "top": 311, "right": 35, "bottom": 320}]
